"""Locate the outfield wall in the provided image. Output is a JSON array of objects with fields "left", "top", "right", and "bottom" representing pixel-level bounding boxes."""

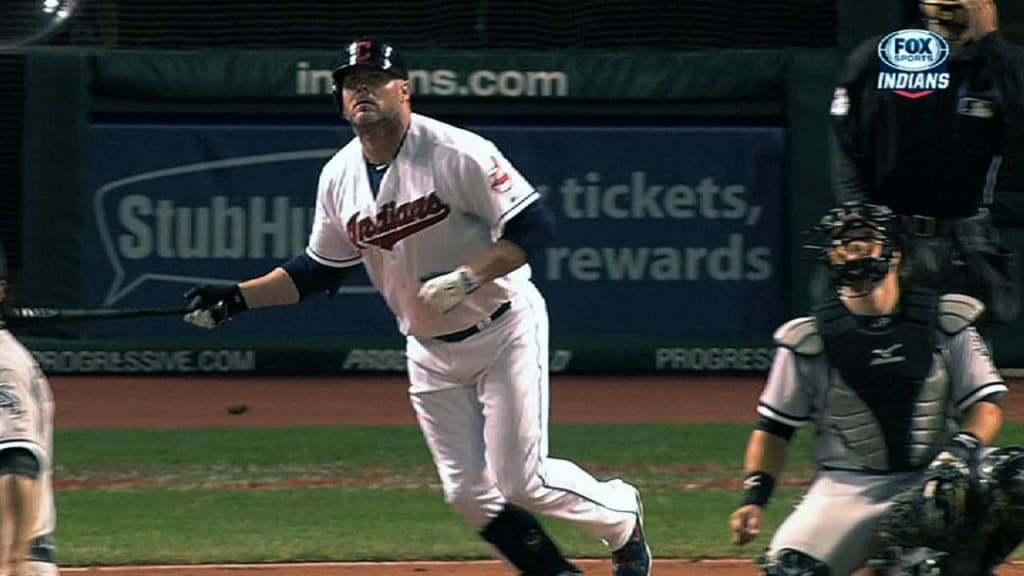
[{"left": 15, "top": 47, "right": 1024, "bottom": 373}]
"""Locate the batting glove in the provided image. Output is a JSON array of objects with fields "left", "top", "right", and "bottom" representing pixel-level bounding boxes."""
[
  {"left": 418, "top": 266, "right": 481, "bottom": 313},
  {"left": 183, "top": 284, "right": 248, "bottom": 329}
]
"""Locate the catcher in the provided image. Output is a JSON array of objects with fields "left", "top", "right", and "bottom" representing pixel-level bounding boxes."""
[{"left": 729, "top": 201, "right": 1024, "bottom": 576}]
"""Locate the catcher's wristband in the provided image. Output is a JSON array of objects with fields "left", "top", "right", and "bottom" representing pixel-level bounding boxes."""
[
  {"left": 742, "top": 471, "right": 776, "bottom": 507},
  {"left": 948, "top": 431, "right": 981, "bottom": 455}
]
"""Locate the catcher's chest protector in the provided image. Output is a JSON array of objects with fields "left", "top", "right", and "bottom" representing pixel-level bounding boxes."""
[{"left": 817, "top": 288, "right": 951, "bottom": 471}]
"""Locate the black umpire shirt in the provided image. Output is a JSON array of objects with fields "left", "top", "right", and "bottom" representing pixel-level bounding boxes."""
[{"left": 831, "top": 30, "right": 1024, "bottom": 218}]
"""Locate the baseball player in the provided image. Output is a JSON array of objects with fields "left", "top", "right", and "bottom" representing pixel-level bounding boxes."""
[
  {"left": 183, "top": 39, "right": 650, "bottom": 576},
  {"left": 729, "top": 202, "right": 1016, "bottom": 576},
  {"left": 0, "top": 241, "right": 60, "bottom": 576}
]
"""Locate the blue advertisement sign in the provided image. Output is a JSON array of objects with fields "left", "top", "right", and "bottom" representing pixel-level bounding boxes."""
[{"left": 86, "top": 122, "right": 786, "bottom": 341}]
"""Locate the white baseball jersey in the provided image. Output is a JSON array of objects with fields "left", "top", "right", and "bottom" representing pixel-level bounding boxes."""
[
  {"left": 306, "top": 113, "right": 539, "bottom": 339},
  {"left": 0, "top": 330, "right": 57, "bottom": 543}
]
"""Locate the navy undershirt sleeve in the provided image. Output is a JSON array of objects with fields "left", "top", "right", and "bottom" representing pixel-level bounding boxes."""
[
  {"left": 500, "top": 200, "right": 555, "bottom": 261},
  {"left": 281, "top": 254, "right": 355, "bottom": 300}
]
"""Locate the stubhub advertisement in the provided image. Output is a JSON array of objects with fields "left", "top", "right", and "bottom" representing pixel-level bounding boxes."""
[{"left": 85, "top": 121, "right": 787, "bottom": 341}]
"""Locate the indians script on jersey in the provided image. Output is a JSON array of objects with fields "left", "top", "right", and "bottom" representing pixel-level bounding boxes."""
[{"left": 346, "top": 192, "right": 451, "bottom": 250}]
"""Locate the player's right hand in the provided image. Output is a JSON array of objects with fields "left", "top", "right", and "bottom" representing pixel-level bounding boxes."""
[
  {"left": 418, "top": 266, "right": 481, "bottom": 313},
  {"left": 183, "top": 284, "right": 248, "bottom": 329},
  {"left": 730, "top": 504, "right": 763, "bottom": 546}
]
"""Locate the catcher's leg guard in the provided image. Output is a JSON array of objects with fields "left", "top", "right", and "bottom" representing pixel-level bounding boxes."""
[
  {"left": 761, "top": 548, "right": 830, "bottom": 576},
  {"left": 896, "top": 547, "right": 947, "bottom": 576},
  {"left": 480, "top": 503, "right": 581, "bottom": 576},
  {"left": 976, "top": 447, "right": 1024, "bottom": 574},
  {"left": 978, "top": 526, "right": 1024, "bottom": 576}
]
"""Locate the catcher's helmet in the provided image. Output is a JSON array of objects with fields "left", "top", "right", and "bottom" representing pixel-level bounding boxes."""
[
  {"left": 919, "top": 0, "right": 969, "bottom": 41},
  {"left": 332, "top": 39, "right": 408, "bottom": 88},
  {"left": 810, "top": 201, "right": 900, "bottom": 291}
]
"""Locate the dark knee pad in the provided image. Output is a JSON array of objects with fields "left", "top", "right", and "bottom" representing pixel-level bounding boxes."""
[
  {"left": 0, "top": 447, "right": 40, "bottom": 479},
  {"left": 480, "top": 503, "right": 579, "bottom": 576},
  {"left": 29, "top": 533, "right": 57, "bottom": 564},
  {"left": 764, "top": 549, "right": 830, "bottom": 576}
]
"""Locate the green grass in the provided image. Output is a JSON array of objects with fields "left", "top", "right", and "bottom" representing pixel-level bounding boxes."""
[{"left": 52, "top": 422, "right": 1024, "bottom": 565}]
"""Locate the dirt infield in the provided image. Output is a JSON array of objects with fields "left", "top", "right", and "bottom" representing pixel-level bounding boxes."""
[
  {"left": 59, "top": 559, "right": 775, "bottom": 575},
  {"left": 49, "top": 374, "right": 1024, "bottom": 575},
  {"left": 50, "top": 374, "right": 767, "bottom": 429}
]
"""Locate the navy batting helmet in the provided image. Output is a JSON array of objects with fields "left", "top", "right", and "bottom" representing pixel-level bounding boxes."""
[
  {"left": 810, "top": 201, "right": 900, "bottom": 290},
  {"left": 332, "top": 39, "right": 408, "bottom": 87}
]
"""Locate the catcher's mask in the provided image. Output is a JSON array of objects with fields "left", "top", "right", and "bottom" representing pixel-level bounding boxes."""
[
  {"left": 919, "top": 0, "right": 969, "bottom": 43},
  {"left": 330, "top": 38, "right": 408, "bottom": 115},
  {"left": 810, "top": 202, "right": 899, "bottom": 294}
]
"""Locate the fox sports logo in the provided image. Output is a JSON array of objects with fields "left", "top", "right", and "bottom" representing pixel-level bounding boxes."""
[{"left": 877, "top": 29, "right": 949, "bottom": 72}]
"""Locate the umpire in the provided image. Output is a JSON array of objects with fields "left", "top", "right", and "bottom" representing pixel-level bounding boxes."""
[{"left": 827, "top": 0, "right": 1024, "bottom": 323}]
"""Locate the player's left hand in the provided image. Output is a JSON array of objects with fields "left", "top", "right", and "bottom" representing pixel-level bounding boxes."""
[
  {"left": 922, "top": 431, "right": 982, "bottom": 536},
  {"left": 418, "top": 266, "right": 481, "bottom": 313},
  {"left": 729, "top": 504, "right": 763, "bottom": 546},
  {"left": 183, "top": 284, "right": 249, "bottom": 329}
]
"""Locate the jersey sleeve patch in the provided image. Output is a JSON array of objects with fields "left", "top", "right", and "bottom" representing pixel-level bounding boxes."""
[
  {"left": 830, "top": 87, "right": 850, "bottom": 116},
  {"left": 938, "top": 293, "right": 985, "bottom": 334},
  {"left": 773, "top": 317, "right": 823, "bottom": 356},
  {"left": 487, "top": 155, "right": 514, "bottom": 194}
]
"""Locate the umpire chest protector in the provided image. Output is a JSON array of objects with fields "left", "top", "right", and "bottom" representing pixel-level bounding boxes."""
[{"left": 816, "top": 287, "right": 950, "bottom": 471}]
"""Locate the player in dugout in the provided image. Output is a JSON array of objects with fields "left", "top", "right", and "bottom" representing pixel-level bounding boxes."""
[
  {"left": 730, "top": 201, "right": 1024, "bottom": 576},
  {"left": 824, "top": 0, "right": 1024, "bottom": 327},
  {"left": 0, "top": 240, "right": 60, "bottom": 576}
]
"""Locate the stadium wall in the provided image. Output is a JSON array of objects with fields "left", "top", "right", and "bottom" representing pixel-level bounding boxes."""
[{"left": 14, "top": 46, "right": 1024, "bottom": 373}]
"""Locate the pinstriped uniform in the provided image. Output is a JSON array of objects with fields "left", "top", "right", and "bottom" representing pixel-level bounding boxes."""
[
  {"left": 304, "top": 113, "right": 641, "bottom": 549},
  {"left": 0, "top": 329, "right": 57, "bottom": 575}
]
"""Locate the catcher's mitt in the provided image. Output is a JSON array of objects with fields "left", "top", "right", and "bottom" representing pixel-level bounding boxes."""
[{"left": 878, "top": 435, "right": 982, "bottom": 551}]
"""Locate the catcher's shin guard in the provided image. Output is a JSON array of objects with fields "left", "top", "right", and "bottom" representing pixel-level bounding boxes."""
[
  {"left": 976, "top": 447, "right": 1024, "bottom": 573},
  {"left": 481, "top": 503, "right": 582, "bottom": 576},
  {"left": 760, "top": 548, "right": 830, "bottom": 576}
]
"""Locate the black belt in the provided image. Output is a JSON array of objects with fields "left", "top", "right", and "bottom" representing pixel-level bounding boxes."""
[{"left": 435, "top": 301, "right": 512, "bottom": 343}]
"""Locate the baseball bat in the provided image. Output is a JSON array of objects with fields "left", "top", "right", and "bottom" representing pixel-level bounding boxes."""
[{"left": 2, "top": 305, "right": 193, "bottom": 326}]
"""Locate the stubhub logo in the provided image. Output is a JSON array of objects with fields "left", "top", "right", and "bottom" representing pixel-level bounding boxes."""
[
  {"left": 876, "top": 29, "right": 950, "bottom": 98},
  {"left": 94, "top": 149, "right": 377, "bottom": 306}
]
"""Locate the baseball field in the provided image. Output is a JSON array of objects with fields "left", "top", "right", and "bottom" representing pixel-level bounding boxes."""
[{"left": 51, "top": 374, "right": 1024, "bottom": 576}]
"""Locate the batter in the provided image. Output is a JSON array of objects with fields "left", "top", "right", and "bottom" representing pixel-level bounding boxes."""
[{"left": 184, "top": 38, "right": 651, "bottom": 576}]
